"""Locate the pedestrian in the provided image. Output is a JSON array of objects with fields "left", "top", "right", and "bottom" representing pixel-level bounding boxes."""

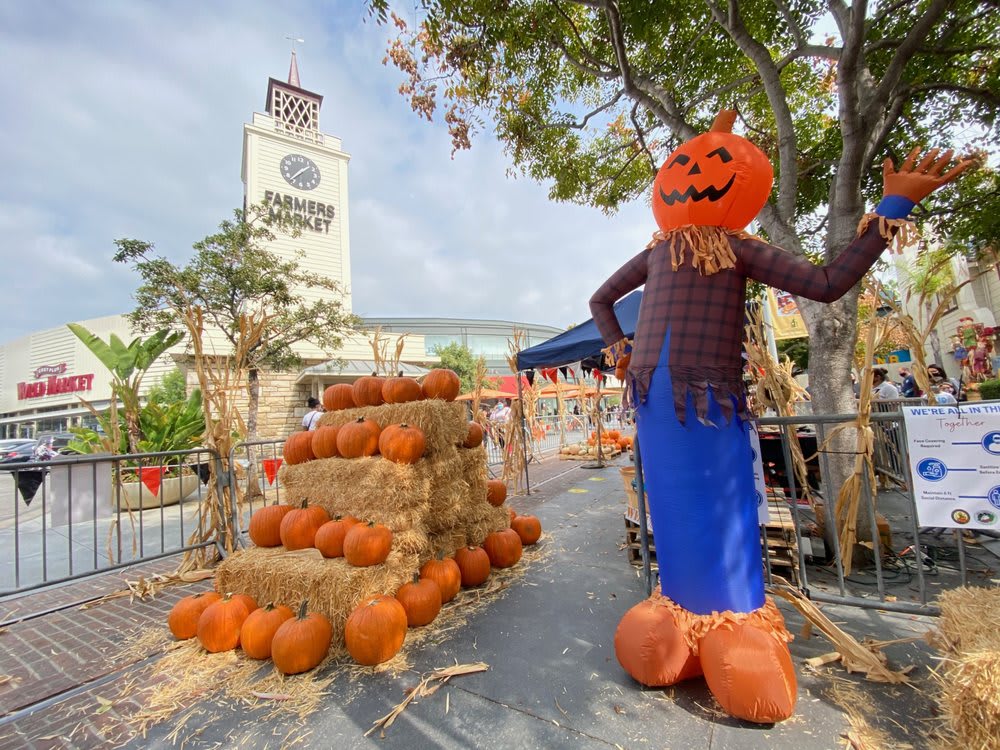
[
  {"left": 898, "top": 367, "right": 919, "bottom": 397},
  {"left": 933, "top": 382, "right": 958, "bottom": 405},
  {"left": 302, "top": 396, "right": 323, "bottom": 431},
  {"left": 927, "top": 363, "right": 961, "bottom": 395},
  {"left": 871, "top": 367, "right": 900, "bottom": 400}
]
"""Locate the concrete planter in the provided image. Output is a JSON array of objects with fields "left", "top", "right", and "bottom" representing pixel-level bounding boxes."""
[
  {"left": 49, "top": 455, "right": 114, "bottom": 527},
  {"left": 117, "top": 472, "right": 201, "bottom": 511}
]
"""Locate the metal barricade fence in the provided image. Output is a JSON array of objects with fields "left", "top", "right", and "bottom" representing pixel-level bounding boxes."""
[
  {"left": 228, "top": 438, "right": 288, "bottom": 545},
  {"left": 752, "top": 410, "right": 975, "bottom": 616},
  {"left": 0, "top": 447, "right": 222, "bottom": 597},
  {"left": 871, "top": 398, "right": 924, "bottom": 488}
]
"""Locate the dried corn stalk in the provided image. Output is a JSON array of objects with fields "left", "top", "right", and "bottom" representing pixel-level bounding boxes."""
[
  {"left": 503, "top": 329, "right": 529, "bottom": 494},
  {"left": 368, "top": 326, "right": 408, "bottom": 376},
  {"left": 744, "top": 303, "right": 813, "bottom": 504}
]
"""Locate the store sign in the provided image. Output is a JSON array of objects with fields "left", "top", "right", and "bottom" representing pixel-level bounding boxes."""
[
  {"left": 17, "top": 364, "right": 95, "bottom": 400},
  {"left": 263, "top": 190, "right": 334, "bottom": 233},
  {"left": 903, "top": 403, "right": 1000, "bottom": 530}
]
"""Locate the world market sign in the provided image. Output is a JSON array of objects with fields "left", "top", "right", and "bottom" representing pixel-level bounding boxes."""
[{"left": 17, "top": 363, "right": 95, "bottom": 400}]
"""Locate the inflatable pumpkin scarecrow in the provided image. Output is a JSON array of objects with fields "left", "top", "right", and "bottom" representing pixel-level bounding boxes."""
[{"left": 590, "top": 110, "right": 971, "bottom": 723}]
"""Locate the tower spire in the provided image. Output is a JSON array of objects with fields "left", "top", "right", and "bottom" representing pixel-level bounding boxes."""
[{"left": 288, "top": 50, "right": 301, "bottom": 87}]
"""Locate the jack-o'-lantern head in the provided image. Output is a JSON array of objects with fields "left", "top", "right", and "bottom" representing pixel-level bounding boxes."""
[{"left": 652, "top": 110, "right": 773, "bottom": 233}]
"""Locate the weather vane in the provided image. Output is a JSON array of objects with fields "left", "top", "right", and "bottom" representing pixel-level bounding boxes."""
[{"left": 285, "top": 35, "right": 305, "bottom": 52}]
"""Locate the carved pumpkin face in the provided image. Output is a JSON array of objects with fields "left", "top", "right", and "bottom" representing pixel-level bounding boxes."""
[{"left": 651, "top": 111, "right": 773, "bottom": 232}]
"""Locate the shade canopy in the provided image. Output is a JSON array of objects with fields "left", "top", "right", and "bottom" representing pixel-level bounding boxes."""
[
  {"left": 516, "top": 290, "right": 642, "bottom": 371},
  {"left": 455, "top": 388, "right": 518, "bottom": 402}
]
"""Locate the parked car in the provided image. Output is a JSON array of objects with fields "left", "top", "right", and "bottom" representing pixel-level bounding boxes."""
[{"left": 0, "top": 439, "right": 38, "bottom": 465}]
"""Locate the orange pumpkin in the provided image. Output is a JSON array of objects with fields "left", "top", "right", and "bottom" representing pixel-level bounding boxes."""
[
  {"left": 419, "top": 555, "right": 462, "bottom": 603},
  {"left": 314, "top": 515, "right": 360, "bottom": 558},
  {"left": 311, "top": 425, "right": 341, "bottom": 459},
  {"left": 232, "top": 593, "right": 258, "bottom": 614},
  {"left": 507, "top": 506, "right": 517, "bottom": 523},
  {"left": 168, "top": 591, "right": 222, "bottom": 640},
  {"left": 197, "top": 593, "right": 250, "bottom": 653},
  {"left": 336, "top": 417, "right": 381, "bottom": 458},
  {"left": 240, "top": 602, "right": 294, "bottom": 660},
  {"left": 283, "top": 431, "right": 315, "bottom": 465},
  {"left": 463, "top": 422, "right": 484, "bottom": 448},
  {"left": 352, "top": 374, "right": 386, "bottom": 407},
  {"left": 483, "top": 529, "right": 523, "bottom": 568},
  {"left": 344, "top": 595, "right": 408, "bottom": 666},
  {"left": 486, "top": 479, "right": 507, "bottom": 507},
  {"left": 279, "top": 500, "right": 330, "bottom": 550},
  {"left": 271, "top": 600, "right": 333, "bottom": 675},
  {"left": 323, "top": 383, "right": 356, "bottom": 411},
  {"left": 396, "top": 573, "right": 442, "bottom": 627},
  {"left": 421, "top": 368, "right": 460, "bottom": 401},
  {"left": 511, "top": 514, "right": 542, "bottom": 545},
  {"left": 248, "top": 503, "right": 292, "bottom": 547},
  {"left": 378, "top": 423, "right": 426, "bottom": 464},
  {"left": 343, "top": 522, "right": 393, "bottom": 567},
  {"left": 454, "top": 546, "right": 491, "bottom": 587},
  {"left": 651, "top": 109, "right": 773, "bottom": 233},
  {"left": 382, "top": 375, "right": 422, "bottom": 404}
]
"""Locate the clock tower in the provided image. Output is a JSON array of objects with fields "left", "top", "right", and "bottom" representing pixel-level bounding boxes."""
[{"left": 241, "top": 52, "right": 352, "bottom": 312}]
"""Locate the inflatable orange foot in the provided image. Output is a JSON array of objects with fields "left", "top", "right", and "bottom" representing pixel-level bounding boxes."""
[
  {"left": 614, "top": 595, "right": 701, "bottom": 687},
  {"left": 697, "top": 606, "right": 797, "bottom": 724}
]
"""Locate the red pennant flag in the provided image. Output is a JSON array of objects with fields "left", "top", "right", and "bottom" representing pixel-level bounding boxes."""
[
  {"left": 262, "top": 458, "right": 283, "bottom": 485},
  {"left": 140, "top": 466, "right": 165, "bottom": 497}
]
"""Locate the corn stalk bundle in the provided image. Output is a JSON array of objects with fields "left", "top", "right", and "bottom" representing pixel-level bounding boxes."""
[
  {"left": 743, "top": 304, "right": 813, "bottom": 505},
  {"left": 368, "top": 326, "right": 408, "bottom": 377},
  {"left": 502, "top": 329, "right": 529, "bottom": 494}
]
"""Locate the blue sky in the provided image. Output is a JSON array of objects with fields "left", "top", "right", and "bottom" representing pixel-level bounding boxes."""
[{"left": 0, "top": 1, "right": 653, "bottom": 343}]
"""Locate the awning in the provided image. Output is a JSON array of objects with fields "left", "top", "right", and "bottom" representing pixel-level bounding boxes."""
[{"left": 295, "top": 360, "right": 431, "bottom": 384}]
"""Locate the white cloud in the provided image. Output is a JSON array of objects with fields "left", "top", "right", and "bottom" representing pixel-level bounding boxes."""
[{"left": 0, "top": 0, "right": 655, "bottom": 343}]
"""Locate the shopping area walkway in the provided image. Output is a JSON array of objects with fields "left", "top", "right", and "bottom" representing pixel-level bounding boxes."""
[{"left": 0, "top": 455, "right": 944, "bottom": 749}]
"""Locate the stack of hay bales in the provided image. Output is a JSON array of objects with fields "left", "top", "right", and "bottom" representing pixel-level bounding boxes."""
[
  {"left": 217, "top": 399, "right": 509, "bottom": 641},
  {"left": 932, "top": 586, "right": 1000, "bottom": 748}
]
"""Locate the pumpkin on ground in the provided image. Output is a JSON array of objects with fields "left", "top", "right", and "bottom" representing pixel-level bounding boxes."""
[
  {"left": 352, "top": 374, "right": 386, "bottom": 407},
  {"left": 248, "top": 504, "right": 292, "bottom": 548},
  {"left": 421, "top": 368, "right": 460, "bottom": 401},
  {"left": 323, "top": 383, "right": 356, "bottom": 411},
  {"left": 337, "top": 417, "right": 382, "bottom": 458},
  {"left": 311, "top": 425, "right": 341, "bottom": 459},
  {"left": 483, "top": 529, "right": 523, "bottom": 569},
  {"left": 378, "top": 423, "right": 426, "bottom": 464},
  {"left": 343, "top": 522, "right": 393, "bottom": 567},
  {"left": 454, "top": 546, "right": 491, "bottom": 587},
  {"left": 283, "top": 431, "right": 315, "bottom": 465},
  {"left": 396, "top": 573, "right": 442, "bottom": 627},
  {"left": 463, "top": 422, "right": 484, "bottom": 449},
  {"left": 486, "top": 479, "right": 507, "bottom": 507},
  {"left": 419, "top": 555, "right": 462, "bottom": 603},
  {"left": 279, "top": 500, "right": 330, "bottom": 550},
  {"left": 344, "top": 595, "right": 408, "bottom": 666},
  {"left": 314, "top": 515, "right": 361, "bottom": 558},
  {"left": 382, "top": 375, "right": 422, "bottom": 404},
  {"left": 240, "top": 602, "right": 295, "bottom": 659},
  {"left": 232, "top": 593, "right": 259, "bottom": 614},
  {"left": 168, "top": 592, "right": 222, "bottom": 640},
  {"left": 197, "top": 594, "right": 250, "bottom": 653},
  {"left": 271, "top": 601, "right": 333, "bottom": 675},
  {"left": 511, "top": 515, "right": 542, "bottom": 545}
]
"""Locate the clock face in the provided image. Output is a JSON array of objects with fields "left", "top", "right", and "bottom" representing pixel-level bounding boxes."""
[{"left": 280, "top": 153, "right": 321, "bottom": 191}]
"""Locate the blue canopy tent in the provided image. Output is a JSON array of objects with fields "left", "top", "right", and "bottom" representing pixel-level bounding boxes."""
[
  {"left": 516, "top": 290, "right": 642, "bottom": 371},
  {"left": 514, "top": 289, "right": 653, "bottom": 594}
]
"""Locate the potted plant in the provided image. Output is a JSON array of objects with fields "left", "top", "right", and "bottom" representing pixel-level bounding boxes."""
[{"left": 69, "top": 390, "right": 206, "bottom": 510}]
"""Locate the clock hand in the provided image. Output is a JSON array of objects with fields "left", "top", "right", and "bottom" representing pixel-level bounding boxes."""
[{"left": 290, "top": 166, "right": 311, "bottom": 180}]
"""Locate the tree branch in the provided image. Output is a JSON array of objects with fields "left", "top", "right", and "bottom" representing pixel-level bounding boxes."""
[
  {"left": 865, "top": 0, "right": 952, "bottom": 122},
  {"left": 772, "top": 0, "right": 807, "bottom": 47},
  {"left": 705, "top": 0, "right": 799, "bottom": 222},
  {"left": 629, "top": 101, "right": 659, "bottom": 171}
]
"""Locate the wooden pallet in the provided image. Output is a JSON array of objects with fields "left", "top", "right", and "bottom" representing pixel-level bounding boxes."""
[{"left": 624, "top": 504, "right": 800, "bottom": 586}]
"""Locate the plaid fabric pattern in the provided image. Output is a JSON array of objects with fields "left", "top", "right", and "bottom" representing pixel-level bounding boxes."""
[{"left": 589, "top": 222, "right": 889, "bottom": 422}]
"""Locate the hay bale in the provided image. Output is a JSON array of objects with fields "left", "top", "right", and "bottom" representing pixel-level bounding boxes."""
[
  {"left": 933, "top": 587, "right": 1000, "bottom": 749},
  {"left": 217, "top": 544, "right": 418, "bottom": 642},
  {"left": 316, "top": 399, "right": 467, "bottom": 456}
]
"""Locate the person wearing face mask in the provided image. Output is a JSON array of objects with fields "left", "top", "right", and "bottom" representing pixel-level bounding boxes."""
[
  {"left": 871, "top": 367, "right": 900, "bottom": 400},
  {"left": 927, "top": 364, "right": 960, "bottom": 397}
]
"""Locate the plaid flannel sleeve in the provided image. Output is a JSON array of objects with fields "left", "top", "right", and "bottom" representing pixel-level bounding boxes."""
[
  {"left": 736, "top": 223, "right": 888, "bottom": 303},
  {"left": 589, "top": 250, "right": 649, "bottom": 345}
]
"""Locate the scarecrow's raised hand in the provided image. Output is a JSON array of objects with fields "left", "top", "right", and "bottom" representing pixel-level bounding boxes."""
[{"left": 882, "top": 147, "right": 976, "bottom": 204}]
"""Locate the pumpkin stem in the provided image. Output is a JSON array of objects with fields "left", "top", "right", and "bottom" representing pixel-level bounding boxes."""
[
  {"left": 710, "top": 109, "right": 737, "bottom": 133},
  {"left": 300, "top": 499, "right": 308, "bottom": 509},
  {"left": 368, "top": 521, "right": 376, "bottom": 528},
  {"left": 398, "top": 370, "right": 404, "bottom": 377},
  {"left": 264, "top": 602, "right": 277, "bottom": 611},
  {"left": 222, "top": 592, "right": 233, "bottom": 600},
  {"left": 412, "top": 572, "right": 421, "bottom": 584},
  {"left": 297, "top": 600, "right": 309, "bottom": 619}
]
